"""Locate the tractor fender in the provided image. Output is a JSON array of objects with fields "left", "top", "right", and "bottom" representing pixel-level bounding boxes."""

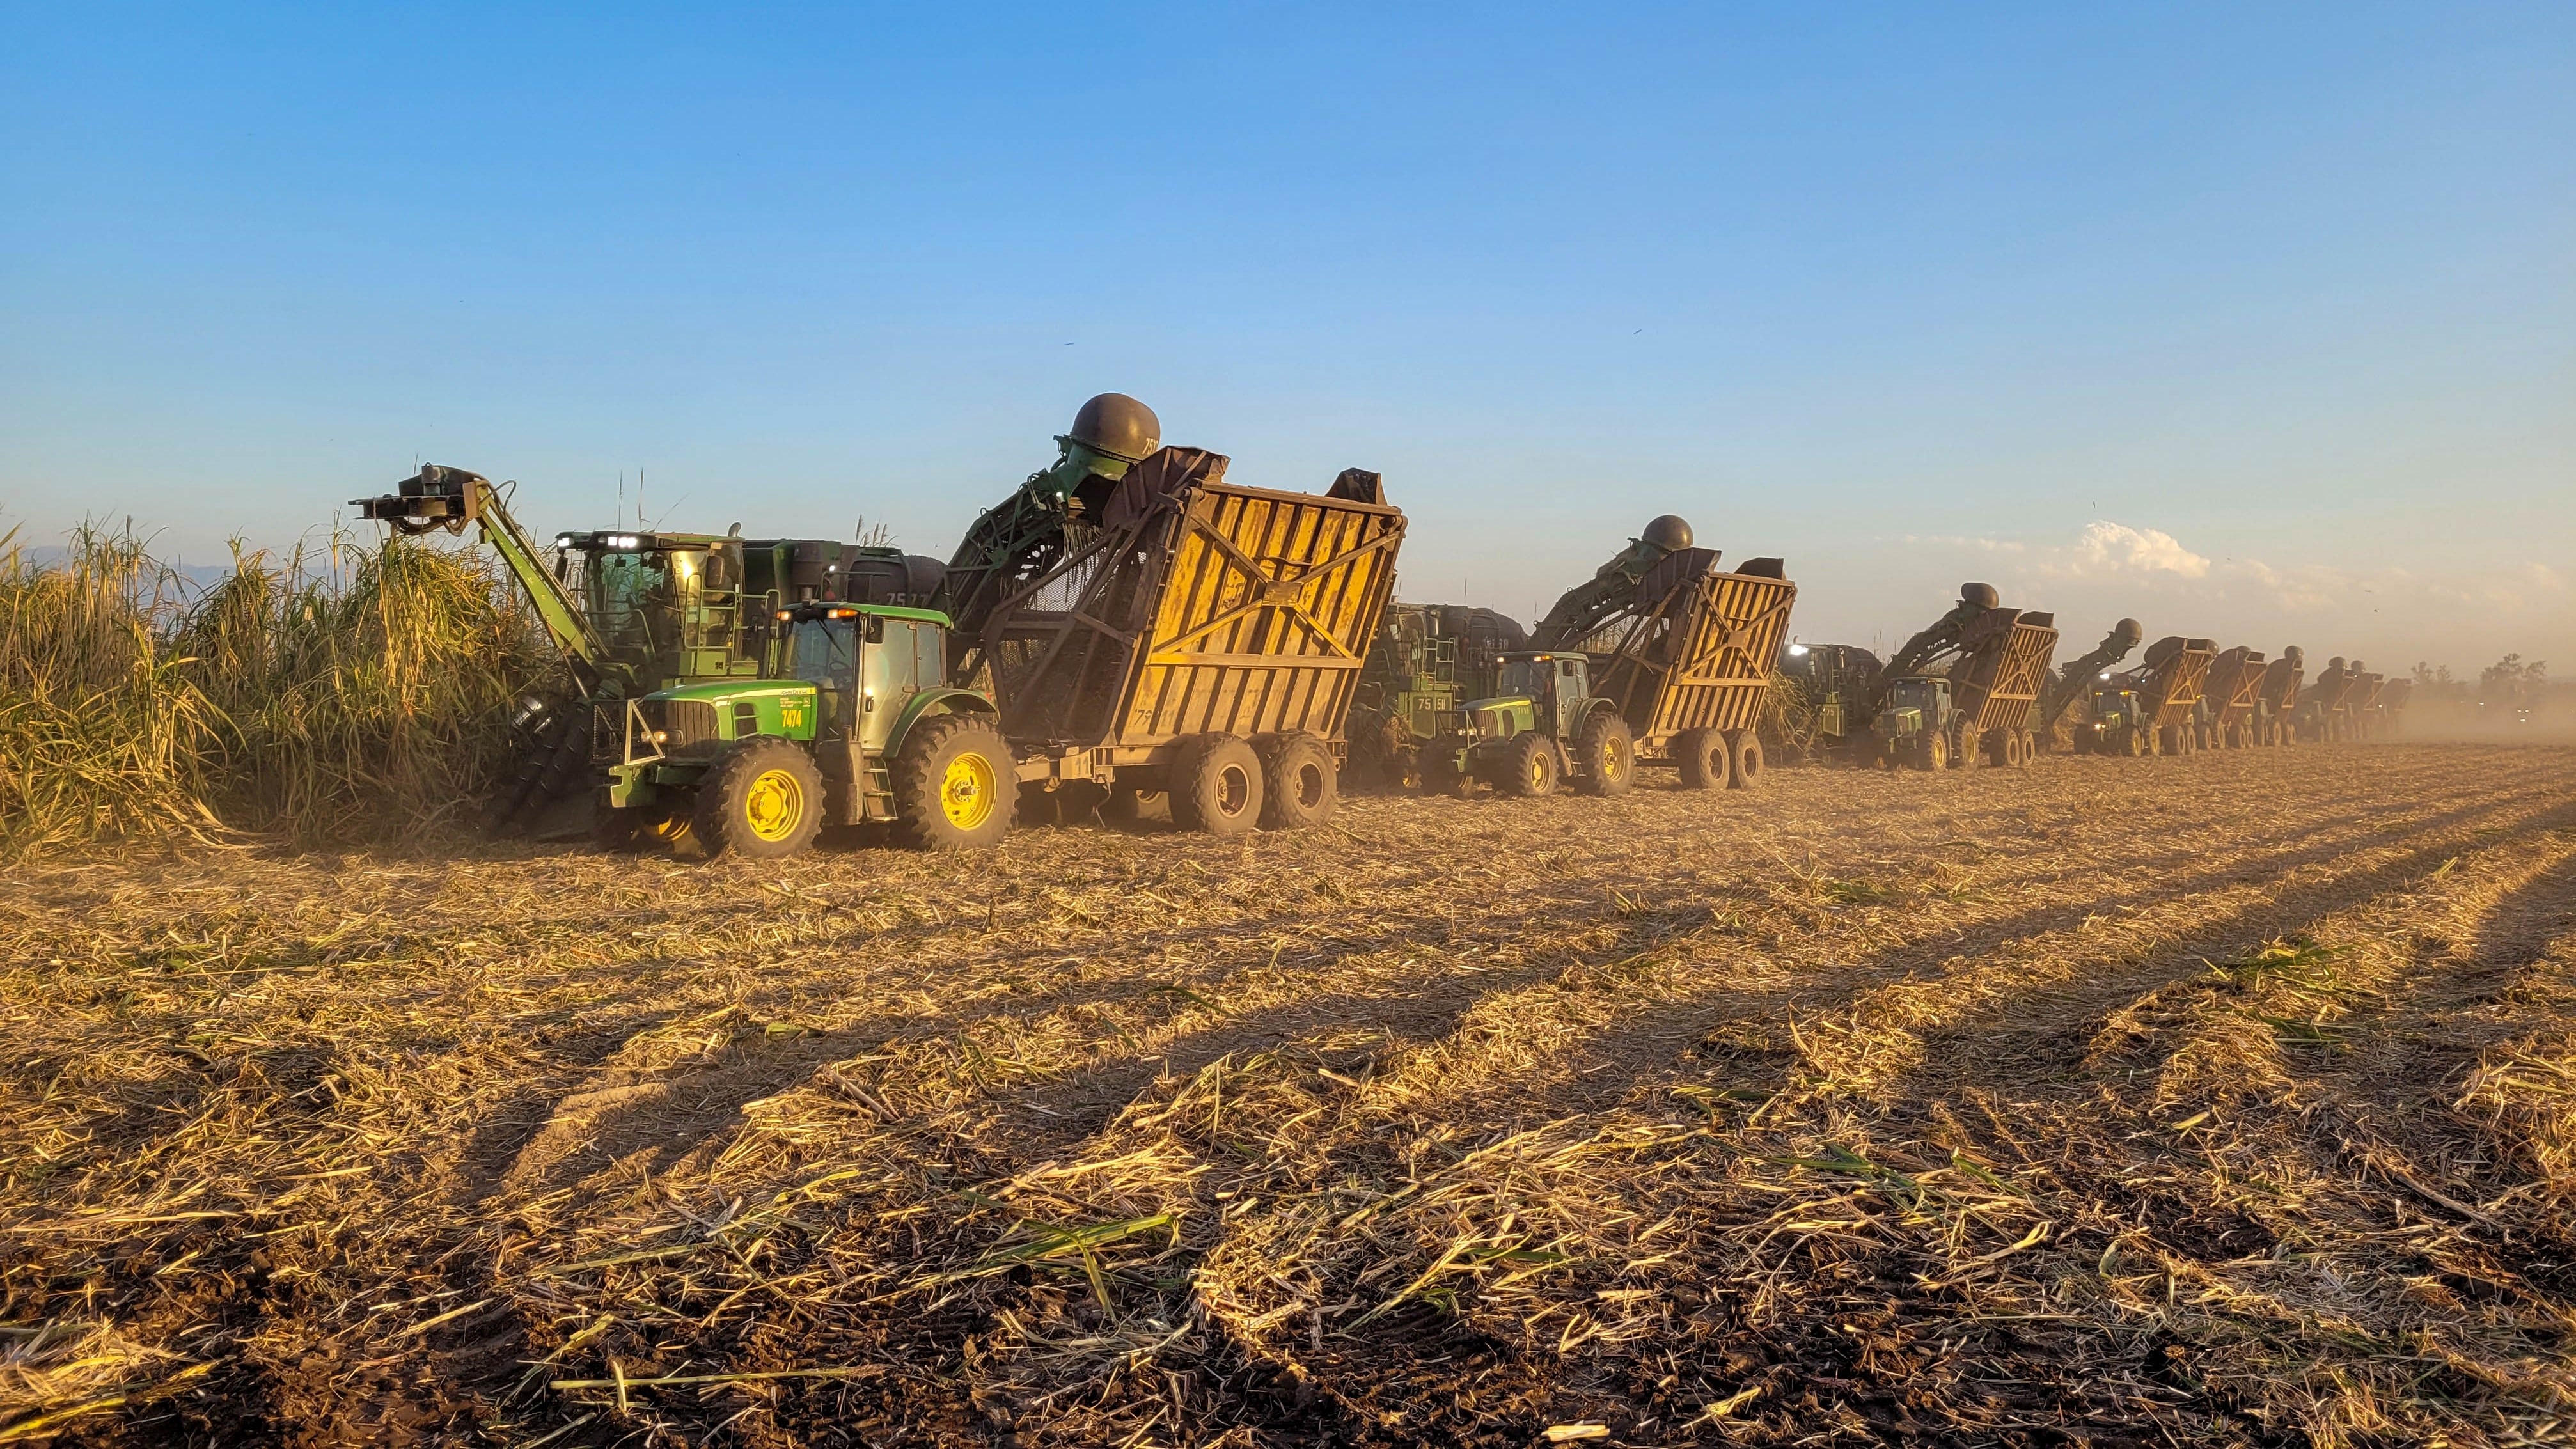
[{"left": 885, "top": 687, "right": 1000, "bottom": 755}]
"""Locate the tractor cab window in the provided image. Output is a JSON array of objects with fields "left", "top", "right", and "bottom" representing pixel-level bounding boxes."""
[
  {"left": 872, "top": 619, "right": 922, "bottom": 697},
  {"left": 1889, "top": 678, "right": 1942, "bottom": 715},
  {"left": 1498, "top": 658, "right": 1552, "bottom": 698},
  {"left": 1558, "top": 659, "right": 1586, "bottom": 687},
  {"left": 783, "top": 619, "right": 858, "bottom": 691},
  {"left": 589, "top": 551, "right": 672, "bottom": 652}
]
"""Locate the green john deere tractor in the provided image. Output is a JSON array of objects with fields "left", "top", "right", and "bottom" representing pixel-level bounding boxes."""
[
  {"left": 601, "top": 601, "right": 1014, "bottom": 858},
  {"left": 1423, "top": 650, "right": 1635, "bottom": 798}
]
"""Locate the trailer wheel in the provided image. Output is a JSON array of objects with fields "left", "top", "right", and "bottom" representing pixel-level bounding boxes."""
[
  {"left": 693, "top": 738, "right": 826, "bottom": 860},
  {"left": 1675, "top": 728, "right": 1731, "bottom": 789},
  {"left": 893, "top": 713, "right": 1017, "bottom": 851},
  {"left": 1498, "top": 731, "right": 1560, "bottom": 797},
  {"left": 1170, "top": 733, "right": 1264, "bottom": 836},
  {"left": 1725, "top": 730, "right": 1764, "bottom": 788},
  {"left": 1575, "top": 714, "right": 1635, "bottom": 796},
  {"left": 1255, "top": 733, "right": 1337, "bottom": 829}
]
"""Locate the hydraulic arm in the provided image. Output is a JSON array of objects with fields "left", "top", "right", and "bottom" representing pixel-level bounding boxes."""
[
  {"left": 1862, "top": 582, "right": 1999, "bottom": 717},
  {"left": 937, "top": 393, "right": 1162, "bottom": 657},
  {"left": 1530, "top": 515, "right": 1696, "bottom": 650}
]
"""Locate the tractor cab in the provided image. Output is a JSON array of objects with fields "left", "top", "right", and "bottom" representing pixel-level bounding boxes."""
[
  {"left": 1872, "top": 676, "right": 1951, "bottom": 741},
  {"left": 1468, "top": 650, "right": 1594, "bottom": 741},
  {"left": 769, "top": 602, "right": 955, "bottom": 755}
]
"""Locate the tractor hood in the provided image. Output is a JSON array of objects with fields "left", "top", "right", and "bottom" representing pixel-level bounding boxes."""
[
  {"left": 636, "top": 680, "right": 822, "bottom": 753},
  {"left": 1458, "top": 693, "right": 1537, "bottom": 740}
]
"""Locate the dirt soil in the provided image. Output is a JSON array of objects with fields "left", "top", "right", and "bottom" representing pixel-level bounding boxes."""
[{"left": 5, "top": 744, "right": 2574, "bottom": 1447}]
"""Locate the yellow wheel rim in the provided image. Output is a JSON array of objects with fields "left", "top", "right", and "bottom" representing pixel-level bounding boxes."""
[
  {"left": 1530, "top": 753, "right": 1548, "bottom": 788},
  {"left": 743, "top": 768, "right": 805, "bottom": 842},
  {"left": 941, "top": 751, "right": 997, "bottom": 830},
  {"left": 1605, "top": 739, "right": 1628, "bottom": 781}
]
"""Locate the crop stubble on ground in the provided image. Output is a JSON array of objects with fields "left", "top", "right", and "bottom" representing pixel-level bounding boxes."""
[{"left": 4, "top": 744, "right": 2574, "bottom": 1446}]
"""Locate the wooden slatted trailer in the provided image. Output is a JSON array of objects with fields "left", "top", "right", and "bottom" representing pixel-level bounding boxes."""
[
  {"left": 2372, "top": 677, "right": 2414, "bottom": 738},
  {"left": 1582, "top": 549, "right": 1799, "bottom": 786},
  {"left": 2348, "top": 672, "right": 2389, "bottom": 739},
  {"left": 2134, "top": 636, "right": 2218, "bottom": 756},
  {"left": 2300, "top": 662, "right": 2367, "bottom": 742},
  {"left": 2204, "top": 646, "right": 2270, "bottom": 748},
  {"left": 968, "top": 446, "right": 1405, "bottom": 834},
  {"left": 1946, "top": 607, "right": 2060, "bottom": 767},
  {"left": 2256, "top": 651, "right": 2305, "bottom": 746}
]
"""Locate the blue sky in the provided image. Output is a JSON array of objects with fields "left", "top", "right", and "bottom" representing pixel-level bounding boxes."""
[{"left": 4, "top": 3, "right": 2570, "bottom": 669}]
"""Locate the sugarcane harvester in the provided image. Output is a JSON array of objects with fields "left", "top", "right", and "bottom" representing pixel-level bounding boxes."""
[
  {"left": 1863, "top": 584, "right": 2060, "bottom": 770},
  {"left": 352, "top": 464, "right": 941, "bottom": 832},
  {"left": 1427, "top": 519, "right": 1798, "bottom": 796},
  {"left": 1773, "top": 643, "right": 1884, "bottom": 756},
  {"left": 2082, "top": 636, "right": 2215, "bottom": 756},
  {"left": 2034, "top": 617, "right": 2144, "bottom": 751},
  {"left": 936, "top": 395, "right": 1407, "bottom": 834}
]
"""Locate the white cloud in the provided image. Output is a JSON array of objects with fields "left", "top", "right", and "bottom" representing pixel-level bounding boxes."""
[{"left": 2065, "top": 521, "right": 2210, "bottom": 579}]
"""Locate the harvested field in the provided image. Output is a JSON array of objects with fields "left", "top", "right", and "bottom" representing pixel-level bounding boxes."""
[{"left": 6, "top": 744, "right": 2575, "bottom": 1446}]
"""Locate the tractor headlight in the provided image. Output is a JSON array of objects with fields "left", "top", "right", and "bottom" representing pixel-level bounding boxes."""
[{"left": 650, "top": 730, "right": 670, "bottom": 744}]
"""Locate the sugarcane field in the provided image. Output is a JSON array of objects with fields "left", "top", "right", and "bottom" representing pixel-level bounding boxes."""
[{"left": 6, "top": 10, "right": 2573, "bottom": 1448}]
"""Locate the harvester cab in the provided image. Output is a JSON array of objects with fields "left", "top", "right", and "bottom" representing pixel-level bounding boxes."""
[
  {"left": 602, "top": 601, "right": 1011, "bottom": 859},
  {"left": 1427, "top": 649, "right": 1637, "bottom": 799}
]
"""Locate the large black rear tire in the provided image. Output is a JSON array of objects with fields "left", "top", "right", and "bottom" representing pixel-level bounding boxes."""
[
  {"left": 1255, "top": 733, "right": 1338, "bottom": 830},
  {"left": 1724, "top": 730, "right": 1764, "bottom": 789},
  {"left": 1574, "top": 713, "right": 1635, "bottom": 797},
  {"left": 693, "top": 738, "right": 826, "bottom": 860},
  {"left": 893, "top": 713, "right": 1016, "bottom": 851},
  {"left": 1675, "top": 727, "right": 1731, "bottom": 790},
  {"left": 1168, "top": 733, "right": 1264, "bottom": 836}
]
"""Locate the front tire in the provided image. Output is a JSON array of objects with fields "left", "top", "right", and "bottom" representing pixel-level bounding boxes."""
[
  {"left": 693, "top": 738, "right": 826, "bottom": 860},
  {"left": 893, "top": 713, "right": 1016, "bottom": 850},
  {"left": 1255, "top": 733, "right": 1338, "bottom": 830},
  {"left": 1498, "top": 730, "right": 1560, "bottom": 797},
  {"left": 1169, "top": 733, "right": 1264, "bottom": 836},
  {"left": 1575, "top": 713, "right": 1635, "bottom": 796}
]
